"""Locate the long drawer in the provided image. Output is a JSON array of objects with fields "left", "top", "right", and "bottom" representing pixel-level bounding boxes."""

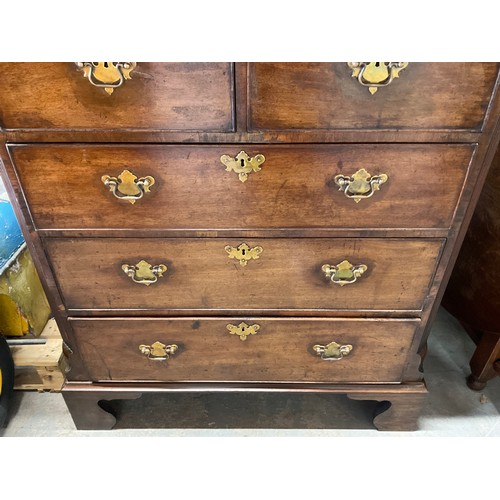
[
  {"left": 70, "top": 317, "right": 419, "bottom": 383},
  {"left": 248, "top": 63, "right": 499, "bottom": 131},
  {"left": 0, "top": 63, "right": 234, "bottom": 131},
  {"left": 45, "top": 237, "right": 443, "bottom": 312},
  {"left": 11, "top": 144, "right": 473, "bottom": 231}
]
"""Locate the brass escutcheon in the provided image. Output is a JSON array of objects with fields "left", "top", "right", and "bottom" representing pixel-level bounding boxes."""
[
  {"left": 139, "top": 341, "right": 178, "bottom": 361},
  {"left": 347, "top": 62, "right": 408, "bottom": 94},
  {"left": 101, "top": 169, "right": 155, "bottom": 204},
  {"left": 220, "top": 151, "right": 265, "bottom": 182},
  {"left": 313, "top": 341, "right": 353, "bottom": 361},
  {"left": 322, "top": 260, "right": 368, "bottom": 286},
  {"left": 334, "top": 168, "right": 388, "bottom": 203},
  {"left": 122, "top": 260, "right": 167, "bottom": 286},
  {"left": 226, "top": 322, "right": 260, "bottom": 341},
  {"left": 75, "top": 62, "right": 136, "bottom": 95},
  {"left": 225, "top": 243, "right": 263, "bottom": 267}
]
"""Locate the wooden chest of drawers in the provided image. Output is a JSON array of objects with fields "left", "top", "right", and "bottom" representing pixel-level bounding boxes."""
[{"left": 1, "top": 62, "right": 499, "bottom": 430}]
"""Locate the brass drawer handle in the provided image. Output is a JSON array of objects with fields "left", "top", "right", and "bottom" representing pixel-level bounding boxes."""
[
  {"left": 220, "top": 151, "right": 265, "bottom": 182},
  {"left": 322, "top": 260, "right": 367, "bottom": 286},
  {"left": 139, "top": 341, "right": 178, "bottom": 361},
  {"left": 102, "top": 169, "right": 155, "bottom": 204},
  {"left": 334, "top": 168, "right": 388, "bottom": 203},
  {"left": 225, "top": 243, "right": 263, "bottom": 266},
  {"left": 313, "top": 341, "right": 353, "bottom": 361},
  {"left": 76, "top": 62, "right": 136, "bottom": 95},
  {"left": 122, "top": 260, "right": 167, "bottom": 286},
  {"left": 347, "top": 62, "right": 408, "bottom": 94},
  {"left": 227, "top": 322, "right": 260, "bottom": 341}
]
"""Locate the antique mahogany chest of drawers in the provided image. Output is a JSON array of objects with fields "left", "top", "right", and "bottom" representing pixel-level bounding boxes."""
[{"left": 1, "top": 62, "right": 499, "bottom": 430}]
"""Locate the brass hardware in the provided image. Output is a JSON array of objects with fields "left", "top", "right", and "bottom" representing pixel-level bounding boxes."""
[
  {"left": 225, "top": 243, "right": 263, "bottom": 267},
  {"left": 313, "top": 341, "right": 353, "bottom": 361},
  {"left": 226, "top": 322, "right": 260, "bottom": 341},
  {"left": 220, "top": 151, "right": 265, "bottom": 182},
  {"left": 334, "top": 168, "right": 388, "bottom": 203},
  {"left": 75, "top": 62, "right": 136, "bottom": 95},
  {"left": 139, "top": 341, "right": 178, "bottom": 361},
  {"left": 101, "top": 169, "right": 155, "bottom": 204},
  {"left": 347, "top": 62, "right": 408, "bottom": 94},
  {"left": 122, "top": 260, "right": 167, "bottom": 286},
  {"left": 322, "top": 260, "right": 368, "bottom": 286}
]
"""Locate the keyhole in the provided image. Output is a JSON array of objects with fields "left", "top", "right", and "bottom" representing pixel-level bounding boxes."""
[
  {"left": 104, "top": 62, "right": 109, "bottom": 68},
  {"left": 241, "top": 248, "right": 246, "bottom": 256},
  {"left": 375, "top": 62, "right": 380, "bottom": 67},
  {"left": 240, "top": 158, "right": 246, "bottom": 167}
]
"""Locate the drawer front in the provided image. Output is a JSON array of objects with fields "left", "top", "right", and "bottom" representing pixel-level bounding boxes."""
[
  {"left": 0, "top": 63, "right": 233, "bottom": 131},
  {"left": 248, "top": 62, "right": 499, "bottom": 131},
  {"left": 11, "top": 144, "right": 472, "bottom": 230},
  {"left": 70, "top": 317, "right": 419, "bottom": 383},
  {"left": 45, "top": 237, "right": 443, "bottom": 312}
]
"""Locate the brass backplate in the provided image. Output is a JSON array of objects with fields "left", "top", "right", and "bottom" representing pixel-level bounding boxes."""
[
  {"left": 225, "top": 243, "right": 263, "bottom": 266},
  {"left": 226, "top": 322, "right": 261, "bottom": 341},
  {"left": 334, "top": 168, "right": 388, "bottom": 203},
  {"left": 122, "top": 260, "right": 167, "bottom": 286},
  {"left": 220, "top": 151, "right": 265, "bottom": 182},
  {"left": 347, "top": 62, "right": 408, "bottom": 94},
  {"left": 139, "top": 341, "right": 178, "bottom": 361},
  {"left": 322, "top": 260, "right": 368, "bottom": 286},
  {"left": 101, "top": 169, "right": 155, "bottom": 204},
  {"left": 313, "top": 341, "right": 353, "bottom": 361},
  {"left": 76, "top": 62, "right": 136, "bottom": 95}
]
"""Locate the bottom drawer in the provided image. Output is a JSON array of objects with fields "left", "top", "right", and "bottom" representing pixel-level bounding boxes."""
[{"left": 70, "top": 318, "right": 419, "bottom": 384}]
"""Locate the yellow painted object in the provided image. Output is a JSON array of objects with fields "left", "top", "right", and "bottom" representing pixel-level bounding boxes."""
[
  {"left": 0, "top": 295, "right": 29, "bottom": 336},
  {"left": 0, "top": 247, "right": 51, "bottom": 337}
]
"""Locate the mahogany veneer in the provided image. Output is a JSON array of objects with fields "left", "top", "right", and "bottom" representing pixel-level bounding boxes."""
[
  {"left": 70, "top": 318, "right": 419, "bottom": 384},
  {"left": 10, "top": 144, "right": 472, "bottom": 231}
]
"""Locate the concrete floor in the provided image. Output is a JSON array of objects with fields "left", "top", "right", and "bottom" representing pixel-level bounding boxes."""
[{"left": 1, "top": 307, "right": 499, "bottom": 437}]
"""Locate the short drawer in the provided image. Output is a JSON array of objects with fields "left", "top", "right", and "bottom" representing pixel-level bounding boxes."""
[
  {"left": 11, "top": 144, "right": 473, "bottom": 231},
  {"left": 70, "top": 317, "right": 419, "bottom": 383},
  {"left": 248, "top": 62, "right": 499, "bottom": 131},
  {"left": 45, "top": 237, "right": 443, "bottom": 313},
  {"left": 0, "top": 63, "right": 233, "bottom": 131}
]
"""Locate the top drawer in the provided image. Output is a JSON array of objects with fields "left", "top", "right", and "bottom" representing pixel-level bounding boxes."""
[
  {"left": 248, "top": 63, "right": 499, "bottom": 131},
  {"left": 0, "top": 63, "right": 234, "bottom": 131}
]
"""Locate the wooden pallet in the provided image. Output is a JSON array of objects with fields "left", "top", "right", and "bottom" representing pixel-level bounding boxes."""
[{"left": 10, "top": 318, "right": 66, "bottom": 392}]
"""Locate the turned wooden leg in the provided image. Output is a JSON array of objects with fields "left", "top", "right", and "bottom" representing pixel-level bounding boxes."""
[
  {"left": 348, "top": 385, "right": 428, "bottom": 431},
  {"left": 62, "top": 390, "right": 142, "bottom": 430},
  {"left": 466, "top": 374, "right": 486, "bottom": 391},
  {"left": 466, "top": 332, "right": 500, "bottom": 391}
]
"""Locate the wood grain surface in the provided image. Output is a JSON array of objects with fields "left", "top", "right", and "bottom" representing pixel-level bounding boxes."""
[
  {"left": 69, "top": 317, "right": 419, "bottom": 383},
  {"left": 44, "top": 237, "right": 444, "bottom": 312},
  {"left": 0, "top": 63, "right": 234, "bottom": 131},
  {"left": 10, "top": 144, "right": 473, "bottom": 230},
  {"left": 249, "top": 63, "right": 499, "bottom": 131}
]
